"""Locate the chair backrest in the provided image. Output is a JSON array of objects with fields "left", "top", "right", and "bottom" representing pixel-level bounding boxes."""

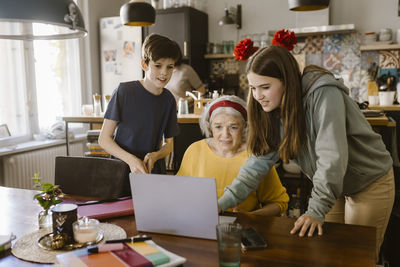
[{"left": 55, "top": 156, "right": 131, "bottom": 198}]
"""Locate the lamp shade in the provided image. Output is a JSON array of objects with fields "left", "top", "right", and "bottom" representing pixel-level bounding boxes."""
[
  {"left": 120, "top": 1, "right": 155, "bottom": 27},
  {"left": 0, "top": 0, "right": 87, "bottom": 40},
  {"left": 218, "top": 9, "right": 235, "bottom": 26},
  {"left": 288, "top": 0, "right": 329, "bottom": 11},
  {"left": 218, "top": 5, "right": 241, "bottom": 29}
]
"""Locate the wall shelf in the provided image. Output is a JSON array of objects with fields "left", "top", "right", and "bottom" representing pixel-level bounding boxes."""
[
  {"left": 204, "top": 54, "right": 234, "bottom": 59},
  {"left": 360, "top": 43, "right": 400, "bottom": 51},
  {"left": 268, "top": 24, "right": 356, "bottom": 37}
]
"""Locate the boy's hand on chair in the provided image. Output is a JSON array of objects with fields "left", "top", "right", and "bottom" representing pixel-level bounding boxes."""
[
  {"left": 128, "top": 156, "right": 148, "bottom": 173},
  {"left": 144, "top": 152, "right": 157, "bottom": 173}
]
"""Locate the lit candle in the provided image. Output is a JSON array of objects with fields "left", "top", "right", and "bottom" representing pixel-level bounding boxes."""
[{"left": 73, "top": 217, "right": 99, "bottom": 244}]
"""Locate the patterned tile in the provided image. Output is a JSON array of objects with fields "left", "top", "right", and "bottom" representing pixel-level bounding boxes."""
[
  {"left": 239, "top": 73, "right": 249, "bottom": 92},
  {"left": 223, "top": 59, "right": 240, "bottom": 74},
  {"left": 341, "top": 48, "right": 360, "bottom": 71},
  {"left": 341, "top": 69, "right": 360, "bottom": 101},
  {"left": 293, "top": 53, "right": 306, "bottom": 72},
  {"left": 358, "top": 69, "right": 370, "bottom": 102},
  {"left": 305, "top": 35, "right": 324, "bottom": 54},
  {"left": 379, "top": 50, "right": 400, "bottom": 68},
  {"left": 306, "top": 53, "right": 323, "bottom": 67},
  {"left": 340, "top": 68, "right": 368, "bottom": 102},
  {"left": 323, "top": 34, "right": 342, "bottom": 53},
  {"left": 292, "top": 42, "right": 306, "bottom": 55},
  {"left": 211, "top": 61, "right": 225, "bottom": 75},
  {"left": 323, "top": 52, "right": 342, "bottom": 72},
  {"left": 341, "top": 33, "right": 362, "bottom": 56},
  {"left": 360, "top": 51, "right": 379, "bottom": 70}
]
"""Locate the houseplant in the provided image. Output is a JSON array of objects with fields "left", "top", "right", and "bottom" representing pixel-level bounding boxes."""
[{"left": 32, "top": 173, "right": 64, "bottom": 229}]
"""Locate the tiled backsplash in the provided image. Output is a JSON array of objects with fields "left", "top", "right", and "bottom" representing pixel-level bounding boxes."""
[
  {"left": 208, "top": 32, "right": 400, "bottom": 103},
  {"left": 295, "top": 33, "right": 399, "bottom": 103}
]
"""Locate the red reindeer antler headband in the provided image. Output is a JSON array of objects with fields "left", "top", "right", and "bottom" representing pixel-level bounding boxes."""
[
  {"left": 233, "top": 29, "right": 298, "bottom": 61},
  {"left": 233, "top": 38, "right": 259, "bottom": 61},
  {"left": 272, "top": 29, "right": 298, "bottom": 51}
]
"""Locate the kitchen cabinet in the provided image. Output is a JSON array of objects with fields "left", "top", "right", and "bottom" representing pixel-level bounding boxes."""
[{"left": 145, "top": 7, "right": 208, "bottom": 80}]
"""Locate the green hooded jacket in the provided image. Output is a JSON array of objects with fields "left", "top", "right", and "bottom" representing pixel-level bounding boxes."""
[{"left": 218, "top": 72, "right": 392, "bottom": 223}]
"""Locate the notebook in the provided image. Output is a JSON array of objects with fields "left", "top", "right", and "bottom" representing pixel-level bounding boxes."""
[
  {"left": 56, "top": 240, "right": 186, "bottom": 267},
  {"left": 129, "top": 173, "right": 236, "bottom": 240}
]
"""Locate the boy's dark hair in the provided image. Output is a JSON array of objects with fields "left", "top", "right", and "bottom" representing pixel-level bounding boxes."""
[{"left": 142, "top": 33, "right": 182, "bottom": 64}]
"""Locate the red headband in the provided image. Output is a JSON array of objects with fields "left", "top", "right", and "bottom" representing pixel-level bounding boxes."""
[{"left": 208, "top": 100, "right": 247, "bottom": 120}]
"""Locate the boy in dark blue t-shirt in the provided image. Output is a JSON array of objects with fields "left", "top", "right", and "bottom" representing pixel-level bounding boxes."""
[{"left": 99, "top": 34, "right": 181, "bottom": 174}]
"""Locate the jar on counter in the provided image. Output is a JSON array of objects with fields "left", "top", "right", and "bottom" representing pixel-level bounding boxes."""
[
  {"left": 213, "top": 43, "right": 223, "bottom": 54},
  {"left": 379, "top": 28, "right": 392, "bottom": 42},
  {"left": 212, "top": 90, "right": 219, "bottom": 99},
  {"left": 364, "top": 31, "right": 377, "bottom": 44}
]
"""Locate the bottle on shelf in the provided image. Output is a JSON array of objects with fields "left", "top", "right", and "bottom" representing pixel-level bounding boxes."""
[{"left": 93, "top": 94, "right": 102, "bottom": 117}]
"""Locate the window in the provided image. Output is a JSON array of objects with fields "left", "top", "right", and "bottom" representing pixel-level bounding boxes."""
[{"left": 0, "top": 10, "right": 83, "bottom": 147}]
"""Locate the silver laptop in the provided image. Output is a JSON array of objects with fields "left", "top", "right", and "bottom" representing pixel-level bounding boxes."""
[{"left": 129, "top": 173, "right": 235, "bottom": 240}]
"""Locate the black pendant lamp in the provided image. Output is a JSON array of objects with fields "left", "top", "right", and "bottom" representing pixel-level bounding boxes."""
[
  {"left": 0, "top": 0, "right": 87, "bottom": 40},
  {"left": 288, "top": 0, "right": 329, "bottom": 11},
  {"left": 120, "top": 0, "right": 155, "bottom": 27}
]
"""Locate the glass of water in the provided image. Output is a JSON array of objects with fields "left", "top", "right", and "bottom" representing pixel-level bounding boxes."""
[{"left": 216, "top": 223, "right": 242, "bottom": 267}]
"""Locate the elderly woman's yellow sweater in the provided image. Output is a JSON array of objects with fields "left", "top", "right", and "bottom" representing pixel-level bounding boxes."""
[{"left": 177, "top": 139, "right": 289, "bottom": 213}]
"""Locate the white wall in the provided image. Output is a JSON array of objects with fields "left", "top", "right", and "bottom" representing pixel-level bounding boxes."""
[
  {"left": 82, "top": 0, "right": 126, "bottom": 98},
  {"left": 85, "top": 0, "right": 400, "bottom": 95},
  {"left": 205, "top": 0, "right": 400, "bottom": 43}
]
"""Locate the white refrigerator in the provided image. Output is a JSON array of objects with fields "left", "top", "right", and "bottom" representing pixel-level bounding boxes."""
[{"left": 99, "top": 17, "right": 143, "bottom": 99}]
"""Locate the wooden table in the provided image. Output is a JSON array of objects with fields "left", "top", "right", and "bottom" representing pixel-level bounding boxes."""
[{"left": 0, "top": 186, "right": 376, "bottom": 267}]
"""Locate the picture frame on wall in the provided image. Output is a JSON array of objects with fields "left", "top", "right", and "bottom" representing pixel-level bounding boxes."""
[{"left": 0, "top": 124, "right": 11, "bottom": 138}]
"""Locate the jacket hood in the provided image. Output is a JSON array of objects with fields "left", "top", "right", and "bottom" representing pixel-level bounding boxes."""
[{"left": 302, "top": 71, "right": 349, "bottom": 100}]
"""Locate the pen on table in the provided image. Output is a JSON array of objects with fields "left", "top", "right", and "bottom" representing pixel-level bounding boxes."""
[
  {"left": 87, "top": 243, "right": 124, "bottom": 254},
  {"left": 105, "top": 236, "right": 152, "bottom": 244}
]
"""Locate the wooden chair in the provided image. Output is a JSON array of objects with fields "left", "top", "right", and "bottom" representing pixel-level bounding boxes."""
[{"left": 55, "top": 156, "right": 131, "bottom": 198}]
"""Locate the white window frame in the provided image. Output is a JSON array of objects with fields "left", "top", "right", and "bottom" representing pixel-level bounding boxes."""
[{"left": 0, "top": 0, "right": 88, "bottom": 148}]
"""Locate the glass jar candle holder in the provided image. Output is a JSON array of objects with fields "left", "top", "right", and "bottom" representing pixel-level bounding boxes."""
[{"left": 73, "top": 216, "right": 100, "bottom": 244}]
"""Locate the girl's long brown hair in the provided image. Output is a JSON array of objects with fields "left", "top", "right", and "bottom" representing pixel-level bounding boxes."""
[{"left": 246, "top": 45, "right": 306, "bottom": 162}]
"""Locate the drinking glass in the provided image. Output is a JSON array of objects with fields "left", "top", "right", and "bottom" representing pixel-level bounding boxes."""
[{"left": 216, "top": 223, "right": 242, "bottom": 267}]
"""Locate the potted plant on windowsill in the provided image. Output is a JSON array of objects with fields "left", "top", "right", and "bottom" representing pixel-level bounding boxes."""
[{"left": 32, "top": 173, "right": 64, "bottom": 230}]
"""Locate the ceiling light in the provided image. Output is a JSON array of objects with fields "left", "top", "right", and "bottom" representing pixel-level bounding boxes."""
[
  {"left": 288, "top": 0, "right": 330, "bottom": 11},
  {"left": 120, "top": 0, "right": 156, "bottom": 27},
  {"left": 218, "top": 4, "right": 242, "bottom": 29},
  {"left": 0, "top": 0, "right": 87, "bottom": 40}
]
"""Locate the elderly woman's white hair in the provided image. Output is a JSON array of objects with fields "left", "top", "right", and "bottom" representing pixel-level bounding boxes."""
[{"left": 199, "top": 95, "right": 248, "bottom": 139}]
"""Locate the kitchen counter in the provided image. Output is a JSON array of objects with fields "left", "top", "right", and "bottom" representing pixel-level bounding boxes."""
[
  {"left": 62, "top": 114, "right": 202, "bottom": 157},
  {"left": 369, "top": 105, "right": 400, "bottom": 111},
  {"left": 177, "top": 113, "right": 200, "bottom": 123},
  {"left": 63, "top": 114, "right": 201, "bottom": 124},
  {"left": 366, "top": 115, "right": 396, "bottom": 127}
]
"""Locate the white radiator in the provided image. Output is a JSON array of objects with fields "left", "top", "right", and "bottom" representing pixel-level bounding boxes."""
[{"left": 3, "top": 142, "right": 85, "bottom": 189}]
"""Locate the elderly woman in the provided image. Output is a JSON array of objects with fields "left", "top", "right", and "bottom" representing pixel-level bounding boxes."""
[{"left": 177, "top": 95, "right": 289, "bottom": 215}]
